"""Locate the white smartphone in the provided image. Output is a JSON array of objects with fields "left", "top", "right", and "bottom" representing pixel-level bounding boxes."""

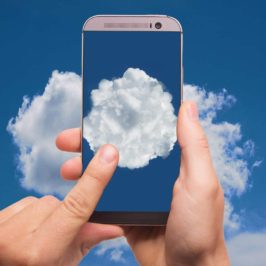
[{"left": 82, "top": 15, "right": 183, "bottom": 225}]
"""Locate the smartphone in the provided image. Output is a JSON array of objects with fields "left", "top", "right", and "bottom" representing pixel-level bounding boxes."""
[{"left": 82, "top": 15, "right": 183, "bottom": 225}]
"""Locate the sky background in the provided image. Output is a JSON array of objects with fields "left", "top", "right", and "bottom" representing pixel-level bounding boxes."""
[
  {"left": 82, "top": 31, "right": 181, "bottom": 212},
  {"left": 1, "top": 1, "right": 266, "bottom": 265}
]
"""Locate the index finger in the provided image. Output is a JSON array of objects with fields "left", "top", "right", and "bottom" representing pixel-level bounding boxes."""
[
  {"left": 56, "top": 128, "right": 81, "bottom": 152},
  {"left": 38, "top": 144, "right": 119, "bottom": 244}
]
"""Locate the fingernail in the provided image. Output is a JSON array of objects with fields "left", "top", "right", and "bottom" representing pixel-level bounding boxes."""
[
  {"left": 186, "top": 102, "right": 198, "bottom": 121},
  {"left": 99, "top": 145, "right": 117, "bottom": 164}
]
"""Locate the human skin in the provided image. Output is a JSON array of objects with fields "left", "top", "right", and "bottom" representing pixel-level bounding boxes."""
[
  {"left": 57, "top": 101, "right": 231, "bottom": 266},
  {"left": 0, "top": 144, "right": 124, "bottom": 265}
]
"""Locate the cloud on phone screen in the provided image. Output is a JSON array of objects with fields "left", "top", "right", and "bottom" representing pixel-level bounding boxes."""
[{"left": 83, "top": 68, "right": 177, "bottom": 169}]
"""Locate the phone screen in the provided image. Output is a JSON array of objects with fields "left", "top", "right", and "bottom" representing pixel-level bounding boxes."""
[{"left": 82, "top": 30, "right": 181, "bottom": 212}]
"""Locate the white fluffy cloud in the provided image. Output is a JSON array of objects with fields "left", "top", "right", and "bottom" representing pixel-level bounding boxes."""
[
  {"left": 7, "top": 71, "right": 81, "bottom": 196},
  {"left": 83, "top": 68, "right": 177, "bottom": 169},
  {"left": 7, "top": 70, "right": 260, "bottom": 263},
  {"left": 227, "top": 231, "right": 266, "bottom": 266}
]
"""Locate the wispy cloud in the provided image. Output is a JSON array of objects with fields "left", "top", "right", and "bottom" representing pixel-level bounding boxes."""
[
  {"left": 94, "top": 237, "right": 129, "bottom": 263},
  {"left": 7, "top": 71, "right": 260, "bottom": 263},
  {"left": 183, "top": 84, "right": 256, "bottom": 231},
  {"left": 252, "top": 160, "right": 263, "bottom": 168}
]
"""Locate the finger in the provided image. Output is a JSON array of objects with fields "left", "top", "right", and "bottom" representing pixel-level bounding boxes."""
[
  {"left": 122, "top": 226, "right": 165, "bottom": 248},
  {"left": 77, "top": 223, "right": 124, "bottom": 255},
  {"left": 2, "top": 196, "right": 60, "bottom": 230},
  {"left": 61, "top": 156, "right": 82, "bottom": 180},
  {"left": 176, "top": 101, "right": 217, "bottom": 186},
  {"left": 56, "top": 128, "right": 81, "bottom": 152},
  {"left": 0, "top": 196, "right": 38, "bottom": 223},
  {"left": 39, "top": 144, "right": 119, "bottom": 245},
  {"left": 30, "top": 196, "right": 61, "bottom": 226}
]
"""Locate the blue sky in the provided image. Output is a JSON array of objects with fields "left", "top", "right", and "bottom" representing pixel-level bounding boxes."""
[{"left": 1, "top": 1, "right": 266, "bottom": 265}]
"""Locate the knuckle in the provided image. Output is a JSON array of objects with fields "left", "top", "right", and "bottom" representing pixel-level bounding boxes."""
[
  {"left": 40, "top": 195, "right": 60, "bottom": 206},
  {"left": 205, "top": 178, "right": 222, "bottom": 197},
  {"left": 22, "top": 196, "right": 38, "bottom": 205},
  {"left": 84, "top": 170, "right": 104, "bottom": 187},
  {"left": 24, "top": 196, "right": 38, "bottom": 202},
  {"left": 172, "top": 179, "right": 182, "bottom": 196},
  {"left": 181, "top": 133, "right": 210, "bottom": 156},
  {"left": 196, "top": 134, "right": 209, "bottom": 150},
  {"left": 63, "top": 191, "right": 90, "bottom": 219}
]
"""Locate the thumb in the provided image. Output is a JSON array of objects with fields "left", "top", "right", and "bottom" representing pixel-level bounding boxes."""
[
  {"left": 39, "top": 144, "right": 119, "bottom": 244},
  {"left": 177, "top": 101, "right": 217, "bottom": 187}
]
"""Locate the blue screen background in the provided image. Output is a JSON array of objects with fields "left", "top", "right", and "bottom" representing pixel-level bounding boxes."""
[{"left": 82, "top": 31, "right": 181, "bottom": 212}]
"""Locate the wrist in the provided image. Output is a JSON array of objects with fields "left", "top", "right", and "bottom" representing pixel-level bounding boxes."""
[
  {"left": 166, "top": 240, "right": 230, "bottom": 266},
  {"left": 190, "top": 243, "right": 230, "bottom": 266}
]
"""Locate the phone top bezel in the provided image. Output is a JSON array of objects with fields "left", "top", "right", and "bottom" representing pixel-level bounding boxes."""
[{"left": 83, "top": 14, "right": 182, "bottom": 32}]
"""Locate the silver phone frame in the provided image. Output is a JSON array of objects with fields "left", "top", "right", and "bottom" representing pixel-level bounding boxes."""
[{"left": 81, "top": 15, "right": 183, "bottom": 225}]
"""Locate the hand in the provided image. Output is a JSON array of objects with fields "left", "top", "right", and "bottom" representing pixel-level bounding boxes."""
[
  {"left": 56, "top": 101, "right": 230, "bottom": 266},
  {"left": 165, "top": 101, "right": 229, "bottom": 266},
  {"left": 0, "top": 145, "right": 124, "bottom": 265}
]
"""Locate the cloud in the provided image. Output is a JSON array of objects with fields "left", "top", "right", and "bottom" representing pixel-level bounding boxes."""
[
  {"left": 7, "top": 71, "right": 81, "bottom": 196},
  {"left": 227, "top": 231, "right": 266, "bottom": 266},
  {"left": 183, "top": 84, "right": 255, "bottom": 231},
  {"left": 83, "top": 68, "right": 177, "bottom": 169},
  {"left": 94, "top": 237, "right": 129, "bottom": 263},
  {"left": 252, "top": 160, "right": 263, "bottom": 168},
  {"left": 7, "top": 71, "right": 259, "bottom": 263}
]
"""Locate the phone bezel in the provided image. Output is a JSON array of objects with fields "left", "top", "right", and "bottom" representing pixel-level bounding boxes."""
[{"left": 82, "top": 15, "right": 183, "bottom": 225}]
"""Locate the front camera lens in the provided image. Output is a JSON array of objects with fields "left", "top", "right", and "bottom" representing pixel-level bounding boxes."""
[{"left": 155, "top": 22, "right": 162, "bottom": 29}]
